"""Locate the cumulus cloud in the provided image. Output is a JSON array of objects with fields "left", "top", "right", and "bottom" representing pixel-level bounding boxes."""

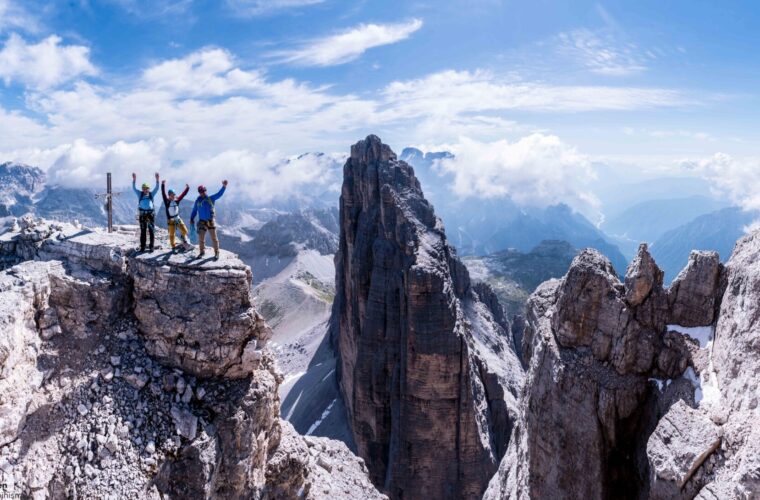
[
  {"left": 24, "top": 136, "right": 343, "bottom": 205},
  {"left": 46, "top": 138, "right": 169, "bottom": 188},
  {"left": 141, "top": 48, "right": 264, "bottom": 96},
  {"left": 437, "top": 134, "right": 599, "bottom": 214},
  {"left": 226, "top": 0, "right": 325, "bottom": 16},
  {"left": 681, "top": 153, "right": 760, "bottom": 211},
  {"left": 275, "top": 19, "right": 423, "bottom": 66},
  {"left": 0, "top": 33, "right": 97, "bottom": 89}
]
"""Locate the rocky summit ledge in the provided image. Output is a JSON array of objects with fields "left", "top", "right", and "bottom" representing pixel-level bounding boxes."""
[{"left": 0, "top": 217, "right": 271, "bottom": 379}]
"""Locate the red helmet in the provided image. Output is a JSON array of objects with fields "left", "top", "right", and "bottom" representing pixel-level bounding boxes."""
[{"left": 197, "top": 185, "right": 206, "bottom": 193}]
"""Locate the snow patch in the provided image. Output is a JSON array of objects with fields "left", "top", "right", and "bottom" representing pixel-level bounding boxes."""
[
  {"left": 667, "top": 324, "right": 714, "bottom": 348},
  {"left": 670, "top": 324, "right": 721, "bottom": 407},
  {"left": 284, "top": 390, "right": 303, "bottom": 421},
  {"left": 306, "top": 398, "right": 336, "bottom": 435}
]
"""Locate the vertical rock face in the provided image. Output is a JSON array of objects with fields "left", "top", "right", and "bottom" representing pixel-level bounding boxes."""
[
  {"left": 332, "top": 135, "right": 523, "bottom": 499},
  {"left": 130, "top": 253, "right": 272, "bottom": 378},
  {"left": 485, "top": 243, "right": 726, "bottom": 499}
]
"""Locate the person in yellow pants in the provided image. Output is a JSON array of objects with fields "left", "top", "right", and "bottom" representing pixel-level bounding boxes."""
[{"left": 161, "top": 180, "right": 190, "bottom": 250}]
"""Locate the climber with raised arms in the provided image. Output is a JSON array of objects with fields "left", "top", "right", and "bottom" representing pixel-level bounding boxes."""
[
  {"left": 161, "top": 179, "right": 191, "bottom": 251},
  {"left": 190, "top": 180, "right": 227, "bottom": 260},
  {"left": 132, "top": 172, "right": 160, "bottom": 253}
]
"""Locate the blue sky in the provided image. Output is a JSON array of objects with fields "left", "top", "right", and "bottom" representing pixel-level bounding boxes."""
[{"left": 1, "top": 0, "right": 760, "bottom": 214}]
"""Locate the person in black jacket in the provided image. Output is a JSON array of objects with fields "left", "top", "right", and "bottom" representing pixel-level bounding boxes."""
[{"left": 161, "top": 180, "right": 190, "bottom": 250}]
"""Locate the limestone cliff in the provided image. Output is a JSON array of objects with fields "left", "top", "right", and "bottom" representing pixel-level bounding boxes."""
[
  {"left": 484, "top": 238, "right": 760, "bottom": 499},
  {"left": 0, "top": 217, "right": 383, "bottom": 499},
  {"left": 332, "top": 136, "right": 523, "bottom": 499}
]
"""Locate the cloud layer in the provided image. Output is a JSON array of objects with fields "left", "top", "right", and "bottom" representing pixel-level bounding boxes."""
[{"left": 0, "top": 38, "right": 690, "bottom": 206}]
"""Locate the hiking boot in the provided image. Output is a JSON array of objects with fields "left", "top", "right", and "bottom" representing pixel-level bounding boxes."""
[
  {"left": 213, "top": 253, "right": 220, "bottom": 261},
  {"left": 198, "top": 251, "right": 205, "bottom": 258}
]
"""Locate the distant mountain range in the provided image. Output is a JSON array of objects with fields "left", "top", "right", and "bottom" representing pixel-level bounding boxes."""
[
  {"left": 651, "top": 206, "right": 757, "bottom": 283},
  {"left": 602, "top": 195, "right": 729, "bottom": 257},
  {"left": 401, "top": 148, "right": 629, "bottom": 273}
]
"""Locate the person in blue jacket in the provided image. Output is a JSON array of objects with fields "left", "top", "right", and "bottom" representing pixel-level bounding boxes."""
[
  {"left": 132, "top": 172, "right": 160, "bottom": 252},
  {"left": 190, "top": 180, "right": 227, "bottom": 260}
]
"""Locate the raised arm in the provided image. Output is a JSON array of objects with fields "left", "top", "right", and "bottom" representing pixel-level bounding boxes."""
[
  {"left": 161, "top": 180, "right": 168, "bottom": 202},
  {"left": 177, "top": 184, "right": 190, "bottom": 202},
  {"left": 151, "top": 172, "right": 160, "bottom": 197},
  {"left": 210, "top": 181, "right": 227, "bottom": 201},
  {"left": 132, "top": 173, "right": 141, "bottom": 197}
]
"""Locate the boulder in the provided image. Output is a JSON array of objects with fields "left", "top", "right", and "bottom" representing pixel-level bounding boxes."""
[{"left": 647, "top": 400, "right": 721, "bottom": 496}]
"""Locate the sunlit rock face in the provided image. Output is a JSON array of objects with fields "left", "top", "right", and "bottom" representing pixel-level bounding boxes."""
[{"left": 0, "top": 217, "right": 384, "bottom": 499}]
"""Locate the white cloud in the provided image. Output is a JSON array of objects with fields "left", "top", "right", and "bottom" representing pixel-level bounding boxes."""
[
  {"left": 0, "top": 44, "right": 692, "bottom": 205},
  {"left": 437, "top": 134, "right": 599, "bottom": 214},
  {"left": 0, "top": 33, "right": 97, "bottom": 89},
  {"left": 276, "top": 18, "right": 423, "bottom": 66},
  {"left": 556, "top": 29, "right": 647, "bottom": 76},
  {"left": 226, "top": 0, "right": 325, "bottom": 16},
  {"left": 382, "top": 70, "right": 685, "bottom": 116},
  {"left": 681, "top": 153, "right": 760, "bottom": 210},
  {"left": 0, "top": 0, "right": 40, "bottom": 34},
  {"left": 46, "top": 138, "right": 168, "bottom": 188},
  {"left": 141, "top": 48, "right": 264, "bottom": 96}
]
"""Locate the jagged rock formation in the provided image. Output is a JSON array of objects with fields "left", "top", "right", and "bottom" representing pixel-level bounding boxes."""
[
  {"left": 332, "top": 136, "right": 523, "bottom": 499},
  {"left": 0, "top": 217, "right": 384, "bottom": 499},
  {"left": 484, "top": 243, "right": 728, "bottom": 499}
]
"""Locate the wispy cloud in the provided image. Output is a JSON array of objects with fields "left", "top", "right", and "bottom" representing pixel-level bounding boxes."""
[
  {"left": 274, "top": 18, "right": 423, "bottom": 66},
  {"left": 0, "top": 0, "right": 41, "bottom": 33},
  {"left": 382, "top": 70, "right": 686, "bottom": 116},
  {"left": 226, "top": 0, "right": 325, "bottom": 16},
  {"left": 104, "top": 0, "right": 194, "bottom": 18},
  {"left": 556, "top": 29, "right": 648, "bottom": 76},
  {"left": 0, "top": 33, "right": 98, "bottom": 89}
]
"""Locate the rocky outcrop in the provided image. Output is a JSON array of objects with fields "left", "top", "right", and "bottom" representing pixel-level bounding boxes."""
[
  {"left": 332, "top": 136, "right": 523, "bottom": 499},
  {"left": 667, "top": 250, "right": 724, "bottom": 327},
  {"left": 485, "top": 242, "right": 726, "bottom": 499},
  {"left": 130, "top": 253, "right": 271, "bottom": 378},
  {"left": 0, "top": 217, "right": 382, "bottom": 499}
]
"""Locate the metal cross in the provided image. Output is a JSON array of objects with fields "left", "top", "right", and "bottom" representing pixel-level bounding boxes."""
[{"left": 94, "top": 173, "right": 121, "bottom": 233}]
